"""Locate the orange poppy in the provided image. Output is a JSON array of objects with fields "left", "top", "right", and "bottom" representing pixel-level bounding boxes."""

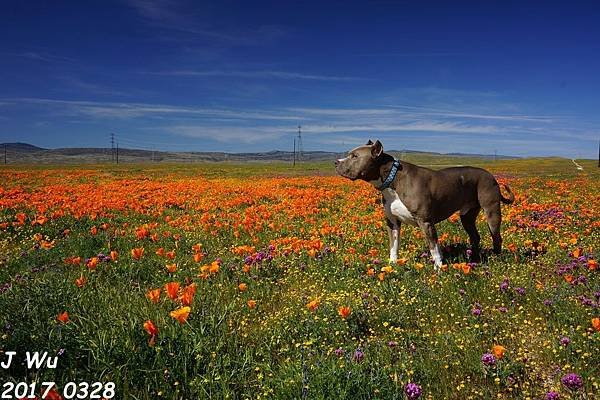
[
  {"left": 90, "top": 226, "right": 97, "bottom": 235},
  {"left": 208, "top": 262, "right": 220, "bottom": 274},
  {"left": 306, "top": 299, "right": 320, "bottom": 312},
  {"left": 131, "top": 247, "right": 144, "bottom": 260},
  {"left": 193, "top": 252, "right": 204, "bottom": 263},
  {"left": 381, "top": 265, "right": 394, "bottom": 273},
  {"left": 155, "top": 247, "right": 165, "bottom": 257},
  {"left": 87, "top": 257, "right": 99, "bottom": 270},
  {"left": 165, "top": 282, "right": 180, "bottom": 300},
  {"left": 166, "top": 250, "right": 176, "bottom": 260},
  {"left": 170, "top": 306, "right": 191, "bottom": 324},
  {"left": 146, "top": 288, "right": 161, "bottom": 304},
  {"left": 588, "top": 259, "right": 598, "bottom": 271},
  {"left": 110, "top": 250, "right": 118, "bottom": 261},
  {"left": 57, "top": 311, "right": 69, "bottom": 324},
  {"left": 179, "top": 283, "right": 197, "bottom": 306},
  {"left": 492, "top": 345, "right": 505, "bottom": 359},
  {"left": 192, "top": 243, "right": 202, "bottom": 253},
  {"left": 338, "top": 306, "right": 351, "bottom": 319},
  {"left": 166, "top": 263, "right": 177, "bottom": 273},
  {"left": 592, "top": 318, "right": 600, "bottom": 332},
  {"left": 247, "top": 299, "right": 257, "bottom": 309},
  {"left": 75, "top": 274, "right": 86, "bottom": 288},
  {"left": 461, "top": 263, "right": 471, "bottom": 275},
  {"left": 238, "top": 283, "right": 248, "bottom": 292},
  {"left": 143, "top": 319, "right": 158, "bottom": 337}
]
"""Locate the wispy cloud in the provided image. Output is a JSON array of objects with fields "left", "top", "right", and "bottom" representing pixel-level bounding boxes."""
[
  {"left": 356, "top": 51, "right": 466, "bottom": 57},
  {"left": 290, "top": 106, "right": 556, "bottom": 122},
  {"left": 126, "top": 0, "right": 285, "bottom": 46},
  {"left": 2, "top": 97, "right": 300, "bottom": 121},
  {"left": 150, "top": 70, "right": 367, "bottom": 81},
  {"left": 58, "top": 77, "right": 131, "bottom": 97},
  {"left": 0, "top": 51, "right": 75, "bottom": 63}
]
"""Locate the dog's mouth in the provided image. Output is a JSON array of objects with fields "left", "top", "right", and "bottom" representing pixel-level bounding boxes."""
[{"left": 335, "top": 165, "right": 358, "bottom": 181}]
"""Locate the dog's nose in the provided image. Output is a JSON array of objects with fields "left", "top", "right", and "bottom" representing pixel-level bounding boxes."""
[{"left": 335, "top": 159, "right": 340, "bottom": 166}]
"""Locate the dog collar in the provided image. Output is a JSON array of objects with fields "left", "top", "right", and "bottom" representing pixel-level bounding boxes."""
[{"left": 378, "top": 160, "right": 401, "bottom": 190}]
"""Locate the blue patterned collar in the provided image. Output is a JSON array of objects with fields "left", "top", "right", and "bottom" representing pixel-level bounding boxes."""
[{"left": 378, "top": 159, "right": 401, "bottom": 190}]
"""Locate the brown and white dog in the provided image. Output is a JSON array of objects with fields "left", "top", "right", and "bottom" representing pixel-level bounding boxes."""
[{"left": 335, "top": 140, "right": 514, "bottom": 271}]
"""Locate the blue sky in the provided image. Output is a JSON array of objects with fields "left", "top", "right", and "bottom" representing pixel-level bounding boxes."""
[{"left": 1, "top": 0, "right": 599, "bottom": 157}]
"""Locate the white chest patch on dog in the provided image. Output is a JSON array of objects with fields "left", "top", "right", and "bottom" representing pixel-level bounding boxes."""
[{"left": 381, "top": 188, "right": 418, "bottom": 226}]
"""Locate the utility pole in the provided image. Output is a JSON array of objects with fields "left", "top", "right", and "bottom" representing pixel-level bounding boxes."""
[
  {"left": 293, "top": 137, "right": 296, "bottom": 166},
  {"left": 110, "top": 133, "right": 115, "bottom": 162},
  {"left": 116, "top": 141, "right": 119, "bottom": 164},
  {"left": 4, "top": 143, "right": 6, "bottom": 165},
  {"left": 296, "top": 125, "right": 303, "bottom": 161}
]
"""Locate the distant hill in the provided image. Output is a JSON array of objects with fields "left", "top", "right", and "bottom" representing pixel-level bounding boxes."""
[
  {"left": 0, "top": 142, "right": 519, "bottom": 164},
  {"left": 2, "top": 142, "right": 46, "bottom": 152}
]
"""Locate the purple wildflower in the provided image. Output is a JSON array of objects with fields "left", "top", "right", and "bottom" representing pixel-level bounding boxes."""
[
  {"left": 387, "top": 341, "right": 398, "bottom": 348},
  {"left": 353, "top": 348, "right": 364, "bottom": 363},
  {"left": 334, "top": 347, "right": 344, "bottom": 357},
  {"left": 515, "top": 287, "right": 526, "bottom": 296},
  {"left": 498, "top": 306, "right": 508, "bottom": 313},
  {"left": 544, "top": 299, "right": 553, "bottom": 306},
  {"left": 481, "top": 353, "right": 496, "bottom": 366},
  {"left": 545, "top": 391, "right": 560, "bottom": 400},
  {"left": 561, "top": 373, "right": 583, "bottom": 391},
  {"left": 404, "top": 382, "right": 422, "bottom": 399},
  {"left": 559, "top": 336, "right": 570, "bottom": 347},
  {"left": 499, "top": 278, "right": 509, "bottom": 292},
  {"left": 472, "top": 307, "right": 481, "bottom": 316}
]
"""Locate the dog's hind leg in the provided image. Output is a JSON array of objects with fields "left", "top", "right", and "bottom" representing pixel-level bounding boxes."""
[
  {"left": 460, "top": 207, "right": 481, "bottom": 262},
  {"left": 483, "top": 203, "right": 502, "bottom": 254},
  {"left": 418, "top": 221, "right": 442, "bottom": 272},
  {"left": 386, "top": 218, "right": 400, "bottom": 263}
]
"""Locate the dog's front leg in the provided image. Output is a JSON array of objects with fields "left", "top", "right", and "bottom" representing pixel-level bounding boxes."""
[
  {"left": 386, "top": 219, "right": 400, "bottom": 263},
  {"left": 418, "top": 221, "right": 443, "bottom": 272}
]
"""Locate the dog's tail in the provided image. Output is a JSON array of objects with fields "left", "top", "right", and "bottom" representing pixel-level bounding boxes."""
[{"left": 500, "top": 184, "right": 515, "bottom": 204}]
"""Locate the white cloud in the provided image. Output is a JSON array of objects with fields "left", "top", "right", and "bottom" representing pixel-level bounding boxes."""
[{"left": 152, "top": 70, "right": 366, "bottom": 81}]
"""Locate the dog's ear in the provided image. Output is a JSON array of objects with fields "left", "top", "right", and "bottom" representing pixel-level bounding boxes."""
[
  {"left": 366, "top": 139, "right": 373, "bottom": 145},
  {"left": 371, "top": 140, "right": 383, "bottom": 158}
]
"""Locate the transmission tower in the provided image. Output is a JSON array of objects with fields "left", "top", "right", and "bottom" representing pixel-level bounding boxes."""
[
  {"left": 296, "top": 125, "right": 303, "bottom": 161},
  {"left": 110, "top": 133, "right": 115, "bottom": 162}
]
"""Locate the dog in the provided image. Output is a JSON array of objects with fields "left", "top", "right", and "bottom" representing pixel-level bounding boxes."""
[{"left": 335, "top": 140, "right": 514, "bottom": 271}]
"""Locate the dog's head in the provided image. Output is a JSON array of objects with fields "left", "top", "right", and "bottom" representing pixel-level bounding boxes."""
[{"left": 335, "top": 139, "right": 385, "bottom": 181}]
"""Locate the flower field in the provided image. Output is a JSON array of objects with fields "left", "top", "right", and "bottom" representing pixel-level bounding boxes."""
[{"left": 0, "top": 160, "right": 599, "bottom": 399}]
